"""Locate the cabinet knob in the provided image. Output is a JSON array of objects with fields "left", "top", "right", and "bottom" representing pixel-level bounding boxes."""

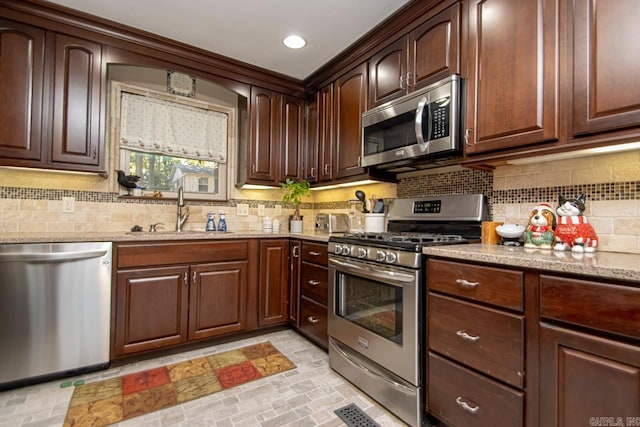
[
  {"left": 308, "top": 280, "right": 320, "bottom": 286},
  {"left": 309, "top": 251, "right": 321, "bottom": 256},
  {"left": 456, "top": 330, "right": 480, "bottom": 343},
  {"left": 406, "top": 72, "right": 414, "bottom": 88},
  {"left": 456, "top": 278, "right": 479, "bottom": 289},
  {"left": 307, "top": 316, "right": 320, "bottom": 324},
  {"left": 455, "top": 396, "right": 480, "bottom": 414},
  {"left": 310, "top": 167, "right": 316, "bottom": 178},
  {"left": 399, "top": 75, "right": 405, "bottom": 90},
  {"left": 292, "top": 246, "right": 299, "bottom": 257}
]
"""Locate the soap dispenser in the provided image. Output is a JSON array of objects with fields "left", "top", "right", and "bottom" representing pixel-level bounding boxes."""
[{"left": 217, "top": 210, "right": 227, "bottom": 232}]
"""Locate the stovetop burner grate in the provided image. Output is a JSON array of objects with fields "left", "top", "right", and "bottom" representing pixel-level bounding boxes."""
[{"left": 344, "top": 231, "right": 466, "bottom": 244}]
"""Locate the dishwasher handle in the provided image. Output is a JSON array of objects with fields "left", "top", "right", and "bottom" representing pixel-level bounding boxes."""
[{"left": 0, "top": 249, "right": 109, "bottom": 263}]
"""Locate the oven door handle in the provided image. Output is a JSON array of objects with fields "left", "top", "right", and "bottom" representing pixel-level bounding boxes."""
[
  {"left": 329, "top": 339, "right": 416, "bottom": 396},
  {"left": 329, "top": 258, "right": 416, "bottom": 284}
]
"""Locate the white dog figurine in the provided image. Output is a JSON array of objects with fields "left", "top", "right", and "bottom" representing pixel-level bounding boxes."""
[{"left": 523, "top": 203, "right": 556, "bottom": 249}]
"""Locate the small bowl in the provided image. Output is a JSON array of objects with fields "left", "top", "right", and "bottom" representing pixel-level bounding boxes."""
[{"left": 496, "top": 224, "right": 525, "bottom": 239}]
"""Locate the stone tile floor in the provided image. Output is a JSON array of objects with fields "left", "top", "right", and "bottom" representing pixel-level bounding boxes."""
[{"left": 0, "top": 330, "right": 409, "bottom": 426}]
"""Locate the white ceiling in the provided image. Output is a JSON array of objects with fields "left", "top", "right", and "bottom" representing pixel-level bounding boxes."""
[{"left": 44, "top": 0, "right": 412, "bottom": 80}]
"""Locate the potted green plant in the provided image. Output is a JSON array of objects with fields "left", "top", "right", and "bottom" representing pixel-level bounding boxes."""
[{"left": 280, "top": 178, "right": 311, "bottom": 233}]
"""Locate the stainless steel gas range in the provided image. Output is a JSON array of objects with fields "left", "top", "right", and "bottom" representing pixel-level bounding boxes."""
[{"left": 327, "top": 194, "right": 489, "bottom": 427}]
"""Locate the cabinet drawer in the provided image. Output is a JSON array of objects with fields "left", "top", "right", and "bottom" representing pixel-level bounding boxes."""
[
  {"left": 299, "top": 297, "right": 328, "bottom": 347},
  {"left": 428, "top": 259, "right": 524, "bottom": 311},
  {"left": 429, "top": 293, "right": 524, "bottom": 388},
  {"left": 428, "top": 352, "right": 523, "bottom": 427},
  {"left": 117, "top": 240, "right": 249, "bottom": 268},
  {"left": 541, "top": 275, "right": 640, "bottom": 340},
  {"left": 301, "top": 241, "right": 328, "bottom": 265},
  {"left": 300, "top": 262, "right": 328, "bottom": 304}
]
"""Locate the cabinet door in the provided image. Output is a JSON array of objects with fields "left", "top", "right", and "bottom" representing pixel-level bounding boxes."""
[
  {"left": 114, "top": 266, "right": 189, "bottom": 356},
  {"left": 572, "top": 0, "right": 640, "bottom": 136},
  {"left": 333, "top": 63, "right": 368, "bottom": 179},
  {"left": 409, "top": 3, "right": 460, "bottom": 91},
  {"left": 465, "top": 0, "right": 558, "bottom": 154},
  {"left": 368, "top": 37, "right": 407, "bottom": 108},
  {"left": 258, "top": 239, "right": 289, "bottom": 327},
  {"left": 304, "top": 95, "right": 319, "bottom": 183},
  {"left": 288, "top": 240, "right": 301, "bottom": 325},
  {"left": 50, "top": 34, "right": 103, "bottom": 168},
  {"left": 280, "top": 95, "right": 303, "bottom": 181},
  {"left": 0, "top": 19, "right": 44, "bottom": 162},
  {"left": 248, "top": 87, "right": 280, "bottom": 185},
  {"left": 188, "top": 261, "right": 248, "bottom": 341},
  {"left": 540, "top": 323, "right": 640, "bottom": 426},
  {"left": 318, "top": 84, "right": 334, "bottom": 182}
]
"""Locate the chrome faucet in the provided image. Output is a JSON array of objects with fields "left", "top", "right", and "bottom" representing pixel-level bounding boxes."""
[{"left": 176, "top": 186, "right": 189, "bottom": 231}]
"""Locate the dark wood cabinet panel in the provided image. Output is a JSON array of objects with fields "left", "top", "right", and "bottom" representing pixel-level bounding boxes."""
[
  {"left": 50, "top": 33, "right": 102, "bottom": 167},
  {"left": 571, "top": 0, "right": 640, "bottom": 137},
  {"left": 428, "top": 259, "right": 524, "bottom": 311},
  {"left": 540, "top": 323, "right": 640, "bottom": 427},
  {"left": 318, "top": 84, "right": 334, "bottom": 182},
  {"left": 409, "top": 2, "right": 460, "bottom": 91},
  {"left": 333, "top": 63, "right": 367, "bottom": 180},
  {"left": 368, "top": 38, "right": 407, "bottom": 108},
  {"left": 299, "top": 296, "right": 329, "bottom": 349},
  {"left": 0, "top": 19, "right": 44, "bottom": 162},
  {"left": 188, "top": 261, "right": 248, "bottom": 340},
  {"left": 303, "top": 95, "right": 319, "bottom": 183},
  {"left": 258, "top": 239, "right": 289, "bottom": 327},
  {"left": 465, "top": 0, "right": 558, "bottom": 154},
  {"left": 428, "top": 352, "right": 524, "bottom": 427},
  {"left": 248, "top": 87, "right": 280, "bottom": 185},
  {"left": 429, "top": 293, "right": 525, "bottom": 388},
  {"left": 300, "top": 262, "right": 328, "bottom": 304},
  {"left": 294, "top": 240, "right": 328, "bottom": 349},
  {"left": 288, "top": 240, "right": 301, "bottom": 325},
  {"left": 114, "top": 266, "right": 189, "bottom": 356},
  {"left": 540, "top": 275, "right": 640, "bottom": 340},
  {"left": 368, "top": 3, "right": 460, "bottom": 109},
  {"left": 280, "top": 95, "right": 303, "bottom": 181}
]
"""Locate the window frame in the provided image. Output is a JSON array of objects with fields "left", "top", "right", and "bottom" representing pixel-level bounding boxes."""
[{"left": 110, "top": 81, "right": 236, "bottom": 201}]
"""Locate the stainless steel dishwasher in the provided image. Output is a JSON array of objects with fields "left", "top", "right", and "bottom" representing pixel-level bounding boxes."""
[{"left": 0, "top": 242, "right": 112, "bottom": 389}]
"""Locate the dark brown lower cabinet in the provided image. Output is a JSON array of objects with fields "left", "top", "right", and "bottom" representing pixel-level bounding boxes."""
[
  {"left": 539, "top": 323, "right": 640, "bottom": 427},
  {"left": 114, "top": 266, "right": 189, "bottom": 356},
  {"left": 113, "top": 240, "right": 256, "bottom": 358},
  {"left": 258, "top": 239, "right": 289, "bottom": 327}
]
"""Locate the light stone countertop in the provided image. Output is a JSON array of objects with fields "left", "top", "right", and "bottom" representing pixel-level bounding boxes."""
[
  {"left": 0, "top": 231, "right": 332, "bottom": 244},
  {"left": 423, "top": 243, "right": 640, "bottom": 283}
]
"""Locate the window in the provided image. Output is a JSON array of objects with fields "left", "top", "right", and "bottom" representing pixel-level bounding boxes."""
[{"left": 114, "top": 83, "right": 235, "bottom": 200}]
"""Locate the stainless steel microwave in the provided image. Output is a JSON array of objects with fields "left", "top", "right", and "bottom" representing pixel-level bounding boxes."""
[{"left": 361, "top": 74, "right": 462, "bottom": 169}]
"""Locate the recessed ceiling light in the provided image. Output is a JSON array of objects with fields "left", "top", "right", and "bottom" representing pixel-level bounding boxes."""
[{"left": 283, "top": 35, "right": 306, "bottom": 49}]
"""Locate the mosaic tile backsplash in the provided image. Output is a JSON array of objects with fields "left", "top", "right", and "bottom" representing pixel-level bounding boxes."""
[{"left": 1, "top": 151, "right": 639, "bottom": 253}]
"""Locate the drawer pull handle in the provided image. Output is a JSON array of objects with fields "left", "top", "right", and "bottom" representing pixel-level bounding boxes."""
[
  {"left": 308, "top": 280, "right": 320, "bottom": 286},
  {"left": 456, "top": 330, "right": 480, "bottom": 342},
  {"left": 309, "top": 251, "right": 321, "bottom": 256},
  {"left": 456, "top": 396, "right": 479, "bottom": 414},
  {"left": 456, "top": 278, "right": 479, "bottom": 288},
  {"left": 307, "top": 316, "right": 320, "bottom": 324}
]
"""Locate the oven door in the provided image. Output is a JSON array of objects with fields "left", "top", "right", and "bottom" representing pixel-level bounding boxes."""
[{"left": 328, "top": 255, "right": 420, "bottom": 385}]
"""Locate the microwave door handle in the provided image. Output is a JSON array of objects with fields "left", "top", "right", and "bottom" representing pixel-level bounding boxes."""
[{"left": 415, "top": 96, "right": 432, "bottom": 151}]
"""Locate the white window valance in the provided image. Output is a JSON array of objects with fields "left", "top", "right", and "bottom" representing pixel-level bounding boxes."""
[{"left": 120, "top": 92, "right": 228, "bottom": 163}]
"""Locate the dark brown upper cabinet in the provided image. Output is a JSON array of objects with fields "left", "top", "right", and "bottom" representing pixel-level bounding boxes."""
[
  {"left": 368, "top": 3, "right": 460, "bottom": 108},
  {"left": 571, "top": 0, "right": 640, "bottom": 138},
  {"left": 333, "top": 63, "right": 368, "bottom": 180},
  {"left": 307, "top": 84, "right": 334, "bottom": 183},
  {"left": 464, "top": 0, "right": 559, "bottom": 155},
  {"left": 50, "top": 34, "right": 103, "bottom": 168},
  {"left": 244, "top": 87, "right": 304, "bottom": 186},
  {"left": 0, "top": 19, "right": 44, "bottom": 163},
  {"left": 0, "top": 18, "right": 105, "bottom": 173}
]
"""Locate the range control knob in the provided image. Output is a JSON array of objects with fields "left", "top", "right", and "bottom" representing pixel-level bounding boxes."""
[
  {"left": 334, "top": 244, "right": 343, "bottom": 255},
  {"left": 342, "top": 246, "right": 351, "bottom": 256},
  {"left": 385, "top": 252, "right": 397, "bottom": 264},
  {"left": 357, "top": 248, "right": 367, "bottom": 258},
  {"left": 375, "top": 250, "right": 386, "bottom": 262}
]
